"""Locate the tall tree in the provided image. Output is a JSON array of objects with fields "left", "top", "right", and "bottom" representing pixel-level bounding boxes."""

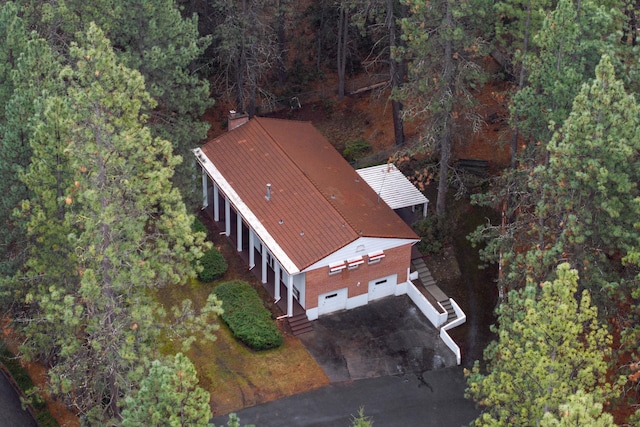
[
  {"left": 398, "top": 0, "right": 488, "bottom": 217},
  {"left": 17, "top": 24, "right": 218, "bottom": 423},
  {"left": 512, "top": 0, "right": 619, "bottom": 163},
  {"left": 350, "top": 0, "right": 408, "bottom": 146},
  {"left": 470, "top": 3, "right": 626, "bottom": 297},
  {"left": 121, "top": 353, "right": 213, "bottom": 427},
  {"left": 466, "top": 263, "right": 617, "bottom": 426},
  {"left": 0, "top": 3, "right": 62, "bottom": 280},
  {"left": 211, "top": 0, "right": 279, "bottom": 117},
  {"left": 15, "top": 0, "right": 213, "bottom": 204}
]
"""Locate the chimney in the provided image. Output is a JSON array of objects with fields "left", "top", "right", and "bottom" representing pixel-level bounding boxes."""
[
  {"left": 265, "top": 183, "right": 272, "bottom": 201},
  {"left": 228, "top": 110, "right": 249, "bottom": 131}
]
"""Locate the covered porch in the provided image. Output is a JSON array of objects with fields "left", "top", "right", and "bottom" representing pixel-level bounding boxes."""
[{"left": 196, "top": 160, "right": 312, "bottom": 333}]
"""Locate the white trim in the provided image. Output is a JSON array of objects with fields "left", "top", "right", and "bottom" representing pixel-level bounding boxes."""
[
  {"left": 303, "top": 237, "right": 418, "bottom": 272},
  {"left": 329, "top": 261, "right": 346, "bottom": 274},
  {"left": 347, "top": 256, "right": 364, "bottom": 269},
  {"left": 367, "top": 250, "right": 385, "bottom": 263},
  {"left": 194, "top": 148, "right": 300, "bottom": 274}
]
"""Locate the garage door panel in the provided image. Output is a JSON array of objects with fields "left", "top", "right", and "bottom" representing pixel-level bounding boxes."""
[
  {"left": 368, "top": 274, "right": 397, "bottom": 301},
  {"left": 318, "top": 288, "right": 348, "bottom": 315}
]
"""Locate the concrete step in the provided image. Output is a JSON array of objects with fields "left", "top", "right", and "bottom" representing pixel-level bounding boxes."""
[
  {"left": 288, "top": 314, "right": 313, "bottom": 335},
  {"left": 440, "top": 300, "right": 457, "bottom": 322}
]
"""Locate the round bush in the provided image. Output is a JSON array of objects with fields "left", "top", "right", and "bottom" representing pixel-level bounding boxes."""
[{"left": 197, "top": 247, "right": 228, "bottom": 282}]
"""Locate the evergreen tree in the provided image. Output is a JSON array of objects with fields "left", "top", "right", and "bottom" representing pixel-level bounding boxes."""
[
  {"left": 466, "top": 263, "right": 617, "bottom": 426},
  {"left": 17, "top": 24, "right": 218, "bottom": 423},
  {"left": 210, "top": 0, "right": 279, "bottom": 117},
  {"left": 121, "top": 353, "right": 213, "bottom": 427},
  {"left": 529, "top": 54, "right": 640, "bottom": 294},
  {"left": 539, "top": 390, "right": 615, "bottom": 427},
  {"left": 15, "top": 0, "right": 213, "bottom": 204},
  {"left": 397, "top": 0, "right": 489, "bottom": 217},
  {"left": 513, "top": 0, "right": 619, "bottom": 162},
  {"left": 0, "top": 3, "right": 62, "bottom": 280}
]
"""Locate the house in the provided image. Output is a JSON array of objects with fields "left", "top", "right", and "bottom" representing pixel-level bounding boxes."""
[{"left": 193, "top": 114, "right": 429, "bottom": 322}]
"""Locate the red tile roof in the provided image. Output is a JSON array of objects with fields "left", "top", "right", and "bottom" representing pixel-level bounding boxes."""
[{"left": 200, "top": 117, "right": 418, "bottom": 270}]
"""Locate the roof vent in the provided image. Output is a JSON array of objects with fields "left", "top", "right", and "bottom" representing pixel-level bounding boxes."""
[{"left": 265, "top": 183, "right": 272, "bottom": 201}]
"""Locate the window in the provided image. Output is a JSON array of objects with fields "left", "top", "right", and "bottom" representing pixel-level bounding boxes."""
[
  {"left": 347, "top": 256, "right": 364, "bottom": 270},
  {"left": 367, "top": 250, "right": 385, "bottom": 264},
  {"left": 329, "top": 261, "right": 346, "bottom": 275}
]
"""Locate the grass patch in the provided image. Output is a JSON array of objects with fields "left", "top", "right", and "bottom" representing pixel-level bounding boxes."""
[{"left": 154, "top": 275, "right": 329, "bottom": 417}]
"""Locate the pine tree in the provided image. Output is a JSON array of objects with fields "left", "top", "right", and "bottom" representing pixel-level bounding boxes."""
[
  {"left": 210, "top": 0, "right": 279, "bottom": 116},
  {"left": 0, "top": 3, "right": 62, "bottom": 280},
  {"left": 397, "top": 0, "right": 489, "bottom": 217},
  {"left": 466, "top": 263, "right": 617, "bottom": 426},
  {"left": 17, "top": 24, "right": 218, "bottom": 423},
  {"left": 539, "top": 390, "right": 615, "bottom": 427},
  {"left": 121, "top": 353, "right": 213, "bottom": 427},
  {"left": 15, "top": 0, "right": 213, "bottom": 204}
]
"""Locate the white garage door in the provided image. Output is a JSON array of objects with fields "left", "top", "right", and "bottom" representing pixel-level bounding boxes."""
[
  {"left": 318, "top": 288, "right": 348, "bottom": 316},
  {"left": 368, "top": 274, "right": 398, "bottom": 301}
]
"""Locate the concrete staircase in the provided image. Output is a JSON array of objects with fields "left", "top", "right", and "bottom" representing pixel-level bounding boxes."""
[
  {"left": 287, "top": 312, "right": 313, "bottom": 335},
  {"left": 411, "top": 258, "right": 457, "bottom": 326}
]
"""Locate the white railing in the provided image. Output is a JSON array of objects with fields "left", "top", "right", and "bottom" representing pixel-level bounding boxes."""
[{"left": 404, "top": 280, "right": 466, "bottom": 365}]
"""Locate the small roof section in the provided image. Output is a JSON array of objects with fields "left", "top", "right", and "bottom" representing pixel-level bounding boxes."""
[{"left": 356, "top": 164, "right": 429, "bottom": 212}]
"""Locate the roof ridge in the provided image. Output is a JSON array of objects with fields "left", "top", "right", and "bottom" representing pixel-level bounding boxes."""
[{"left": 254, "top": 117, "right": 364, "bottom": 237}]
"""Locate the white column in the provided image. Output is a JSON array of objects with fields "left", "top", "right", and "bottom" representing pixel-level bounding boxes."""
[
  {"left": 248, "top": 229, "right": 255, "bottom": 269},
  {"left": 201, "top": 167, "right": 208, "bottom": 208},
  {"left": 213, "top": 183, "right": 220, "bottom": 221},
  {"left": 224, "top": 198, "right": 230, "bottom": 236},
  {"left": 423, "top": 201, "right": 428, "bottom": 218},
  {"left": 274, "top": 263, "right": 281, "bottom": 301},
  {"left": 287, "top": 274, "right": 294, "bottom": 317},
  {"left": 261, "top": 244, "right": 268, "bottom": 284},
  {"left": 236, "top": 213, "right": 243, "bottom": 252}
]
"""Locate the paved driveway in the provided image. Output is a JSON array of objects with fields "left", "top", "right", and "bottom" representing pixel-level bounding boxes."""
[
  {"left": 213, "top": 366, "right": 479, "bottom": 427},
  {"left": 0, "top": 369, "right": 38, "bottom": 427},
  {"left": 298, "top": 294, "right": 457, "bottom": 382},
  {"left": 212, "top": 295, "right": 478, "bottom": 427}
]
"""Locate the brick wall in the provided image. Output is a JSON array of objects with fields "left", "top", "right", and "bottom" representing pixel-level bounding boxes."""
[{"left": 304, "top": 244, "right": 413, "bottom": 309}]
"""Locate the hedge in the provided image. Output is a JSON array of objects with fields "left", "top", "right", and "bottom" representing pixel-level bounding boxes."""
[
  {"left": 197, "top": 247, "right": 228, "bottom": 283},
  {"left": 213, "top": 281, "right": 283, "bottom": 351}
]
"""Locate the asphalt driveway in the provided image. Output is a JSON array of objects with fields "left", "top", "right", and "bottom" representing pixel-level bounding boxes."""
[
  {"left": 213, "top": 295, "right": 479, "bottom": 426},
  {"left": 298, "top": 294, "right": 457, "bottom": 382}
]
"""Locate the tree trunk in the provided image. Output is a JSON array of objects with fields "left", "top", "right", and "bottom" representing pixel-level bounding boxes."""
[
  {"left": 510, "top": 1, "right": 532, "bottom": 169},
  {"left": 276, "top": 0, "right": 287, "bottom": 87},
  {"left": 337, "top": 5, "right": 348, "bottom": 99},
  {"left": 388, "top": 0, "right": 405, "bottom": 146},
  {"left": 436, "top": 0, "right": 455, "bottom": 218}
]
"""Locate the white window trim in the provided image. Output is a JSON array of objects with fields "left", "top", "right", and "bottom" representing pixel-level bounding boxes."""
[
  {"left": 347, "top": 256, "right": 364, "bottom": 270},
  {"left": 367, "top": 250, "right": 385, "bottom": 264}
]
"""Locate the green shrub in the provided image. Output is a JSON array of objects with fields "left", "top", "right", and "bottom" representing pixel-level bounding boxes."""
[
  {"left": 413, "top": 216, "right": 445, "bottom": 255},
  {"left": 343, "top": 139, "right": 372, "bottom": 162},
  {"left": 213, "top": 281, "right": 283, "bottom": 351},
  {"left": 197, "top": 247, "right": 228, "bottom": 282},
  {"left": 191, "top": 217, "right": 208, "bottom": 236}
]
